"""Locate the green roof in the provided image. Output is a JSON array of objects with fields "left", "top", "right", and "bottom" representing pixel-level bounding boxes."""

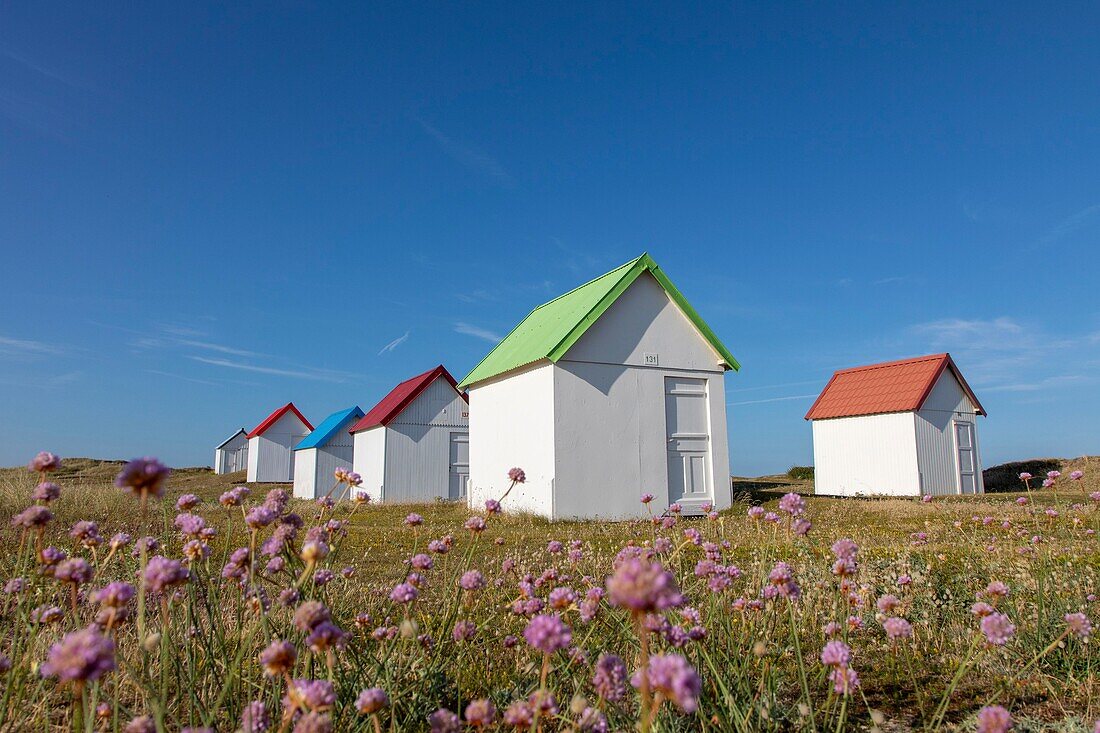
[{"left": 458, "top": 254, "right": 740, "bottom": 389}]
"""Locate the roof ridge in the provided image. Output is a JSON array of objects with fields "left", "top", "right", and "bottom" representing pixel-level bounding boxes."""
[
  {"left": 530, "top": 254, "right": 645, "bottom": 312},
  {"left": 833, "top": 353, "right": 947, "bottom": 374}
]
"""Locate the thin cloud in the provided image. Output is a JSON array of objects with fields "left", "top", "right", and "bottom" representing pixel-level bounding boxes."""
[
  {"left": 146, "top": 369, "right": 224, "bottom": 387},
  {"left": 190, "top": 356, "right": 353, "bottom": 383},
  {"left": 728, "top": 393, "right": 819, "bottom": 407},
  {"left": 0, "top": 335, "right": 67, "bottom": 356},
  {"left": 177, "top": 339, "right": 261, "bottom": 358},
  {"left": 417, "top": 119, "right": 513, "bottom": 186},
  {"left": 454, "top": 322, "right": 503, "bottom": 344},
  {"left": 378, "top": 331, "right": 410, "bottom": 355},
  {"left": 727, "top": 379, "right": 824, "bottom": 394},
  {"left": 1038, "top": 202, "right": 1100, "bottom": 247}
]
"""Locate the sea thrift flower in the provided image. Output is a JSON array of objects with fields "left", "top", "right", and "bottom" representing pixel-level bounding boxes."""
[
  {"left": 464, "top": 699, "right": 496, "bottom": 727},
  {"left": 748, "top": 506, "right": 765, "bottom": 520},
  {"left": 524, "top": 613, "right": 572, "bottom": 654},
  {"left": 240, "top": 701, "right": 270, "bottom": 732},
  {"left": 883, "top": 617, "right": 913, "bottom": 641},
  {"left": 260, "top": 640, "right": 297, "bottom": 676},
  {"left": 876, "top": 595, "right": 902, "bottom": 614},
  {"left": 246, "top": 505, "right": 277, "bottom": 529},
  {"left": 778, "top": 492, "right": 805, "bottom": 516},
  {"left": 452, "top": 620, "right": 477, "bottom": 642},
  {"left": 429, "top": 708, "right": 461, "bottom": 733},
  {"left": 29, "top": 451, "right": 62, "bottom": 473},
  {"left": 820, "top": 640, "right": 851, "bottom": 667},
  {"left": 829, "top": 665, "right": 861, "bottom": 695},
  {"left": 459, "top": 570, "right": 486, "bottom": 591},
  {"left": 114, "top": 457, "right": 171, "bottom": 499},
  {"left": 633, "top": 653, "right": 701, "bottom": 713},
  {"left": 176, "top": 494, "right": 201, "bottom": 511},
  {"left": 981, "top": 613, "right": 1016, "bottom": 646},
  {"left": 143, "top": 556, "right": 189, "bottom": 594},
  {"left": 93, "top": 582, "right": 135, "bottom": 608},
  {"left": 12, "top": 505, "right": 53, "bottom": 528},
  {"left": 484, "top": 499, "right": 501, "bottom": 515},
  {"left": 405, "top": 513, "right": 425, "bottom": 527},
  {"left": 40, "top": 626, "right": 116, "bottom": 681},
  {"left": 125, "top": 717, "right": 156, "bottom": 733},
  {"left": 55, "top": 557, "right": 93, "bottom": 586},
  {"left": 606, "top": 557, "right": 683, "bottom": 612},
  {"left": 640, "top": 493, "right": 654, "bottom": 504},
  {"left": 507, "top": 467, "right": 526, "bottom": 483},
  {"left": 33, "top": 482, "right": 62, "bottom": 503},
  {"left": 464, "top": 516, "right": 486, "bottom": 533},
  {"left": 1065, "top": 612, "right": 1092, "bottom": 639},
  {"left": 503, "top": 701, "right": 533, "bottom": 728},
  {"left": 356, "top": 687, "right": 389, "bottom": 714},
  {"left": 300, "top": 540, "right": 330, "bottom": 563},
  {"left": 976, "top": 705, "right": 1013, "bottom": 733},
  {"left": 390, "top": 583, "right": 418, "bottom": 604}
]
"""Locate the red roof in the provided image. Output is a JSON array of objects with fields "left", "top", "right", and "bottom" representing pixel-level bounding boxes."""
[
  {"left": 804, "top": 353, "right": 986, "bottom": 420},
  {"left": 247, "top": 402, "right": 313, "bottom": 438},
  {"left": 349, "top": 365, "right": 467, "bottom": 434}
]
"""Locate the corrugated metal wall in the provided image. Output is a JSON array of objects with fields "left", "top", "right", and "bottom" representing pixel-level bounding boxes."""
[
  {"left": 383, "top": 377, "right": 469, "bottom": 502},
  {"left": 914, "top": 371, "right": 984, "bottom": 495},
  {"left": 247, "top": 412, "right": 311, "bottom": 482},
  {"left": 353, "top": 427, "right": 386, "bottom": 502}
]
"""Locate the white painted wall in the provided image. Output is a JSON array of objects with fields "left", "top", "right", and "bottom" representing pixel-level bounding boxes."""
[
  {"left": 812, "top": 412, "right": 919, "bottom": 496},
  {"left": 467, "top": 362, "right": 556, "bottom": 516},
  {"left": 353, "top": 427, "right": 387, "bottom": 503},
  {"left": 245, "top": 411, "right": 311, "bottom": 483},
  {"left": 915, "top": 371, "right": 984, "bottom": 495},
  {"left": 292, "top": 450, "right": 317, "bottom": 499},
  {"left": 215, "top": 432, "right": 248, "bottom": 474}
]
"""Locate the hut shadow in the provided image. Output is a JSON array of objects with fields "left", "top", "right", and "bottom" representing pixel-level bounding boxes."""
[{"left": 729, "top": 477, "right": 804, "bottom": 504}]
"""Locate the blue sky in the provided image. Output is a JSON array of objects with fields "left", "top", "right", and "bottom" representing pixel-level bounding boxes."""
[{"left": 1, "top": 3, "right": 1097, "bottom": 475}]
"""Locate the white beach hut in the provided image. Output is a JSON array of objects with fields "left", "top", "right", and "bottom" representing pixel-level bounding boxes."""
[
  {"left": 458, "top": 253, "right": 740, "bottom": 521},
  {"left": 213, "top": 428, "right": 248, "bottom": 475},
  {"left": 350, "top": 365, "right": 470, "bottom": 503},
  {"left": 805, "top": 353, "right": 987, "bottom": 497},
  {"left": 292, "top": 406, "right": 365, "bottom": 500},
  {"left": 245, "top": 402, "right": 314, "bottom": 483}
]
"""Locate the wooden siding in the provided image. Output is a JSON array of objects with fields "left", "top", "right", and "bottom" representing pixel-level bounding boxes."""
[
  {"left": 915, "top": 370, "right": 984, "bottom": 495},
  {"left": 812, "top": 413, "right": 919, "bottom": 496}
]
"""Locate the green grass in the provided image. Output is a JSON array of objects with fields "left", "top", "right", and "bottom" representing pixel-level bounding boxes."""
[{"left": 0, "top": 458, "right": 1097, "bottom": 731}]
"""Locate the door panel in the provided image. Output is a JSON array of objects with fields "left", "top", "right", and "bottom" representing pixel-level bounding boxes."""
[
  {"left": 955, "top": 422, "right": 977, "bottom": 494},
  {"left": 665, "top": 377, "right": 710, "bottom": 504},
  {"left": 449, "top": 432, "right": 469, "bottom": 500}
]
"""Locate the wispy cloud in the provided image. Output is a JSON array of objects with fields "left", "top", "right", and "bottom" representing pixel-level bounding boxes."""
[
  {"left": 728, "top": 393, "right": 819, "bottom": 407},
  {"left": 0, "top": 335, "right": 67, "bottom": 357},
  {"left": 190, "top": 356, "right": 354, "bottom": 383},
  {"left": 455, "top": 289, "right": 497, "bottom": 303},
  {"left": 416, "top": 119, "right": 513, "bottom": 186},
  {"left": 727, "top": 380, "right": 824, "bottom": 394},
  {"left": 145, "top": 369, "right": 224, "bottom": 387},
  {"left": 454, "top": 322, "right": 503, "bottom": 344},
  {"left": 176, "top": 339, "right": 261, "bottom": 358},
  {"left": 378, "top": 331, "right": 410, "bottom": 355},
  {"left": 1038, "top": 202, "right": 1100, "bottom": 247}
]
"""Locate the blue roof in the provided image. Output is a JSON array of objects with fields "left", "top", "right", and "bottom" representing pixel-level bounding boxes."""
[{"left": 294, "top": 406, "right": 364, "bottom": 450}]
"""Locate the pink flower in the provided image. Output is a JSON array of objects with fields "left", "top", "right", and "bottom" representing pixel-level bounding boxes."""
[
  {"left": 524, "top": 614, "right": 572, "bottom": 654},
  {"left": 28, "top": 451, "right": 62, "bottom": 473},
  {"left": 640, "top": 493, "right": 654, "bottom": 504},
  {"left": 981, "top": 613, "right": 1016, "bottom": 646},
  {"left": 1065, "top": 612, "right": 1092, "bottom": 639},
  {"left": 778, "top": 492, "right": 806, "bottom": 516},
  {"left": 405, "top": 513, "right": 424, "bottom": 527},
  {"left": 114, "top": 457, "right": 171, "bottom": 499},
  {"left": 40, "top": 626, "right": 115, "bottom": 682},
  {"left": 883, "top": 617, "right": 913, "bottom": 641},
  {"left": 464, "top": 699, "right": 496, "bottom": 727},
  {"left": 820, "top": 640, "right": 850, "bottom": 667},
  {"left": 1069, "top": 470, "right": 1084, "bottom": 481},
  {"left": 606, "top": 557, "right": 683, "bottom": 612},
  {"left": 633, "top": 653, "right": 701, "bottom": 713},
  {"left": 355, "top": 688, "right": 389, "bottom": 715},
  {"left": 507, "top": 467, "right": 526, "bottom": 483},
  {"left": 975, "top": 705, "right": 1013, "bottom": 733}
]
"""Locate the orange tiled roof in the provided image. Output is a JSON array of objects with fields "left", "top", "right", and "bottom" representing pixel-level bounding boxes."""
[{"left": 804, "top": 353, "right": 985, "bottom": 420}]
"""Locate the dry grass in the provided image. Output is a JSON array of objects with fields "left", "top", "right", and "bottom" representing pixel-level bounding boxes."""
[{"left": 0, "top": 458, "right": 1097, "bottom": 731}]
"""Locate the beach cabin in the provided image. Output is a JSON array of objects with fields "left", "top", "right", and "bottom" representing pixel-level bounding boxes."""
[
  {"left": 245, "top": 403, "right": 313, "bottom": 483},
  {"left": 350, "top": 365, "right": 469, "bottom": 503},
  {"left": 805, "top": 353, "right": 987, "bottom": 497},
  {"left": 459, "top": 253, "right": 739, "bottom": 521},
  {"left": 292, "top": 406, "right": 365, "bottom": 500},
  {"left": 213, "top": 428, "right": 248, "bottom": 475}
]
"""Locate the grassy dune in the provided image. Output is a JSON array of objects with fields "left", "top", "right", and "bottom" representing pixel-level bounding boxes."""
[{"left": 0, "top": 458, "right": 1097, "bottom": 731}]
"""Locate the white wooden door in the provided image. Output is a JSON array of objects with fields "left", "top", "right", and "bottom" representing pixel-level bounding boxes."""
[
  {"left": 954, "top": 421, "right": 977, "bottom": 494},
  {"left": 665, "top": 377, "right": 710, "bottom": 505},
  {"left": 448, "top": 432, "right": 469, "bottom": 500}
]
